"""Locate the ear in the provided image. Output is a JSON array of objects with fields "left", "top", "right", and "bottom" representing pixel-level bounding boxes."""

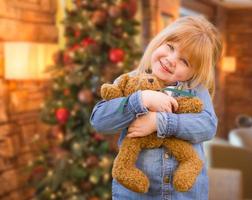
[{"left": 117, "top": 73, "right": 130, "bottom": 91}]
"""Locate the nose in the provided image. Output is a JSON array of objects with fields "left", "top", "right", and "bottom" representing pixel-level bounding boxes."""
[
  {"left": 148, "top": 78, "right": 154, "bottom": 83},
  {"left": 163, "top": 51, "right": 178, "bottom": 68},
  {"left": 164, "top": 57, "right": 176, "bottom": 68}
]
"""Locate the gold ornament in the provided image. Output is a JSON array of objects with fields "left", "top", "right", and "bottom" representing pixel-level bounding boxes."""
[
  {"left": 72, "top": 186, "right": 78, "bottom": 193},
  {"left": 71, "top": 110, "right": 77, "bottom": 116},
  {"left": 47, "top": 170, "right": 53, "bottom": 177},
  {"left": 27, "top": 160, "right": 33, "bottom": 167},
  {"left": 57, "top": 191, "right": 62, "bottom": 196},
  {"left": 50, "top": 194, "right": 56, "bottom": 199},
  {"left": 39, "top": 102, "right": 45, "bottom": 109},
  {"left": 70, "top": 196, "right": 78, "bottom": 200},
  {"left": 99, "top": 156, "right": 111, "bottom": 168},
  {"left": 32, "top": 134, "right": 40, "bottom": 143},
  {"left": 123, "top": 32, "right": 129, "bottom": 38},
  {"left": 53, "top": 83, "right": 60, "bottom": 90},
  {"left": 103, "top": 173, "right": 110, "bottom": 182},
  {"left": 89, "top": 175, "right": 99, "bottom": 184},
  {"left": 103, "top": 192, "right": 110, "bottom": 199},
  {"left": 82, "top": 162, "right": 87, "bottom": 168},
  {"left": 88, "top": 21, "right": 93, "bottom": 27},
  {"left": 76, "top": 22, "right": 83, "bottom": 29},
  {"left": 73, "top": 143, "right": 81, "bottom": 151},
  {"left": 117, "top": 62, "right": 124, "bottom": 68},
  {"left": 89, "top": 66, "right": 95, "bottom": 72},
  {"left": 38, "top": 156, "right": 44, "bottom": 161},
  {"left": 101, "top": 2, "right": 108, "bottom": 9},
  {"left": 115, "top": 18, "right": 123, "bottom": 25},
  {"left": 57, "top": 101, "right": 63, "bottom": 106}
]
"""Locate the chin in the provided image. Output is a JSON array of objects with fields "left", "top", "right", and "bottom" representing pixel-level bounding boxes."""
[{"left": 153, "top": 68, "right": 166, "bottom": 81}]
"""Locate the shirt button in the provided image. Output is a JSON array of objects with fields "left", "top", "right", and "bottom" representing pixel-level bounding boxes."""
[
  {"left": 163, "top": 176, "right": 169, "bottom": 184},
  {"left": 164, "top": 152, "right": 169, "bottom": 159}
]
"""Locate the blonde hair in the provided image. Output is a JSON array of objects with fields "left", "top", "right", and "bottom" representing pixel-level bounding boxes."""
[{"left": 136, "top": 16, "right": 222, "bottom": 97}]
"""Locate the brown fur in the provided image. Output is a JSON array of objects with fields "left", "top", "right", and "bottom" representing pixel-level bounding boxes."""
[{"left": 101, "top": 73, "right": 203, "bottom": 193}]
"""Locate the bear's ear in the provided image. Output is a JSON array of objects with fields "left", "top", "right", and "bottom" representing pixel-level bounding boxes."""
[{"left": 117, "top": 73, "right": 130, "bottom": 91}]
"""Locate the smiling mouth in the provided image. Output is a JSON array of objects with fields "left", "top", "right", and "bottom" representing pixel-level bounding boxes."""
[{"left": 159, "top": 60, "right": 172, "bottom": 74}]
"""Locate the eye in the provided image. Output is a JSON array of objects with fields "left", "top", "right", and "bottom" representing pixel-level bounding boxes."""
[
  {"left": 145, "top": 68, "right": 152, "bottom": 74},
  {"left": 166, "top": 43, "right": 174, "bottom": 51},
  {"left": 180, "top": 58, "right": 189, "bottom": 67}
]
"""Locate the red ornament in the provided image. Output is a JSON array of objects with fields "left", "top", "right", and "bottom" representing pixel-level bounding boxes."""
[
  {"left": 63, "top": 52, "right": 73, "bottom": 65},
  {"left": 86, "top": 155, "right": 99, "bottom": 167},
  {"left": 74, "top": 29, "right": 81, "bottom": 38},
  {"left": 92, "top": 10, "right": 107, "bottom": 25},
  {"left": 29, "top": 166, "right": 47, "bottom": 182},
  {"left": 70, "top": 44, "right": 80, "bottom": 51},
  {"left": 55, "top": 108, "right": 70, "bottom": 124},
  {"left": 109, "top": 48, "right": 125, "bottom": 63},
  {"left": 51, "top": 147, "right": 68, "bottom": 160},
  {"left": 78, "top": 89, "right": 94, "bottom": 104},
  {"left": 120, "top": 0, "right": 137, "bottom": 18},
  {"left": 64, "top": 88, "right": 71, "bottom": 96},
  {"left": 88, "top": 197, "right": 100, "bottom": 200},
  {"left": 108, "top": 5, "right": 121, "bottom": 18},
  {"left": 81, "top": 181, "right": 93, "bottom": 191},
  {"left": 93, "top": 132, "right": 105, "bottom": 141},
  {"left": 81, "top": 37, "right": 96, "bottom": 48}
]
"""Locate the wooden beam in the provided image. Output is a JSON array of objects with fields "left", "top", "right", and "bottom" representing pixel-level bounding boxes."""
[{"left": 181, "top": 0, "right": 216, "bottom": 19}]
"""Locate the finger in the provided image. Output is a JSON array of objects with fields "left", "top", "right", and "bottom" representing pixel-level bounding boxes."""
[
  {"left": 164, "top": 107, "right": 172, "bottom": 113},
  {"left": 127, "top": 132, "right": 138, "bottom": 138},
  {"left": 128, "top": 127, "right": 135, "bottom": 133},
  {"left": 128, "top": 127, "right": 141, "bottom": 134},
  {"left": 127, "top": 132, "right": 143, "bottom": 138},
  {"left": 169, "top": 97, "right": 179, "bottom": 111}
]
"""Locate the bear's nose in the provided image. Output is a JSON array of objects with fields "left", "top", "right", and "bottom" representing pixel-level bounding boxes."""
[{"left": 148, "top": 78, "right": 154, "bottom": 83}]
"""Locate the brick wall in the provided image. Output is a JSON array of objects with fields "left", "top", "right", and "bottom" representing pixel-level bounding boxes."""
[
  {"left": 219, "top": 9, "right": 252, "bottom": 138},
  {"left": 0, "top": 1, "right": 57, "bottom": 199}
]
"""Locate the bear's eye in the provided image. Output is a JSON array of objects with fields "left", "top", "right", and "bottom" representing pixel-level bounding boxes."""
[{"left": 145, "top": 69, "right": 152, "bottom": 74}]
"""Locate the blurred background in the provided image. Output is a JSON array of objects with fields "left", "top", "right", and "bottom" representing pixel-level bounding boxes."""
[{"left": 0, "top": 0, "right": 251, "bottom": 200}]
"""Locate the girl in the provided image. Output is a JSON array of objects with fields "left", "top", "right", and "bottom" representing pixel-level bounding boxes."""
[{"left": 90, "top": 16, "right": 222, "bottom": 200}]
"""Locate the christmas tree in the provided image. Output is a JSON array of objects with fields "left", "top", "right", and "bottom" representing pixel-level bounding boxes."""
[{"left": 27, "top": 0, "right": 140, "bottom": 199}]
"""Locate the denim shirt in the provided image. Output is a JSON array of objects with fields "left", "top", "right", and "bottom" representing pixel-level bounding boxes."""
[{"left": 89, "top": 75, "right": 217, "bottom": 200}]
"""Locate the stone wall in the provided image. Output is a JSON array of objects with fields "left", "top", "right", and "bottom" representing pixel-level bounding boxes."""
[{"left": 0, "top": 0, "right": 57, "bottom": 199}]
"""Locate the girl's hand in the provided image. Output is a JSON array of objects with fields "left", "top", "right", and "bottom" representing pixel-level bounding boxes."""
[
  {"left": 141, "top": 90, "right": 178, "bottom": 112},
  {"left": 127, "top": 112, "right": 157, "bottom": 138}
]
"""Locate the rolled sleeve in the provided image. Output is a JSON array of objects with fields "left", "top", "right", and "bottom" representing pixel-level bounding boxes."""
[
  {"left": 90, "top": 90, "right": 149, "bottom": 134},
  {"left": 156, "top": 112, "right": 178, "bottom": 138},
  {"left": 128, "top": 90, "right": 149, "bottom": 118},
  {"left": 155, "top": 85, "right": 217, "bottom": 143}
]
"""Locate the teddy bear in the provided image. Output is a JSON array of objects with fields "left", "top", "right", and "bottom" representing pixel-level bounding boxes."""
[{"left": 100, "top": 72, "right": 203, "bottom": 193}]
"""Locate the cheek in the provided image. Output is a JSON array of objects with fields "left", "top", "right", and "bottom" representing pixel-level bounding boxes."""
[
  {"left": 151, "top": 47, "right": 166, "bottom": 64},
  {"left": 176, "top": 68, "right": 193, "bottom": 80},
  {"left": 151, "top": 51, "right": 159, "bottom": 65}
]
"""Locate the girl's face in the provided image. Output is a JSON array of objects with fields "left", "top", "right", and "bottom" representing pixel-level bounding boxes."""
[{"left": 151, "top": 42, "right": 194, "bottom": 85}]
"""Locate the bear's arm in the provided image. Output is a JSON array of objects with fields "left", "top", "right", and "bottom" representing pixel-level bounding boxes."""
[
  {"left": 156, "top": 85, "right": 217, "bottom": 144},
  {"left": 90, "top": 90, "right": 148, "bottom": 134}
]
